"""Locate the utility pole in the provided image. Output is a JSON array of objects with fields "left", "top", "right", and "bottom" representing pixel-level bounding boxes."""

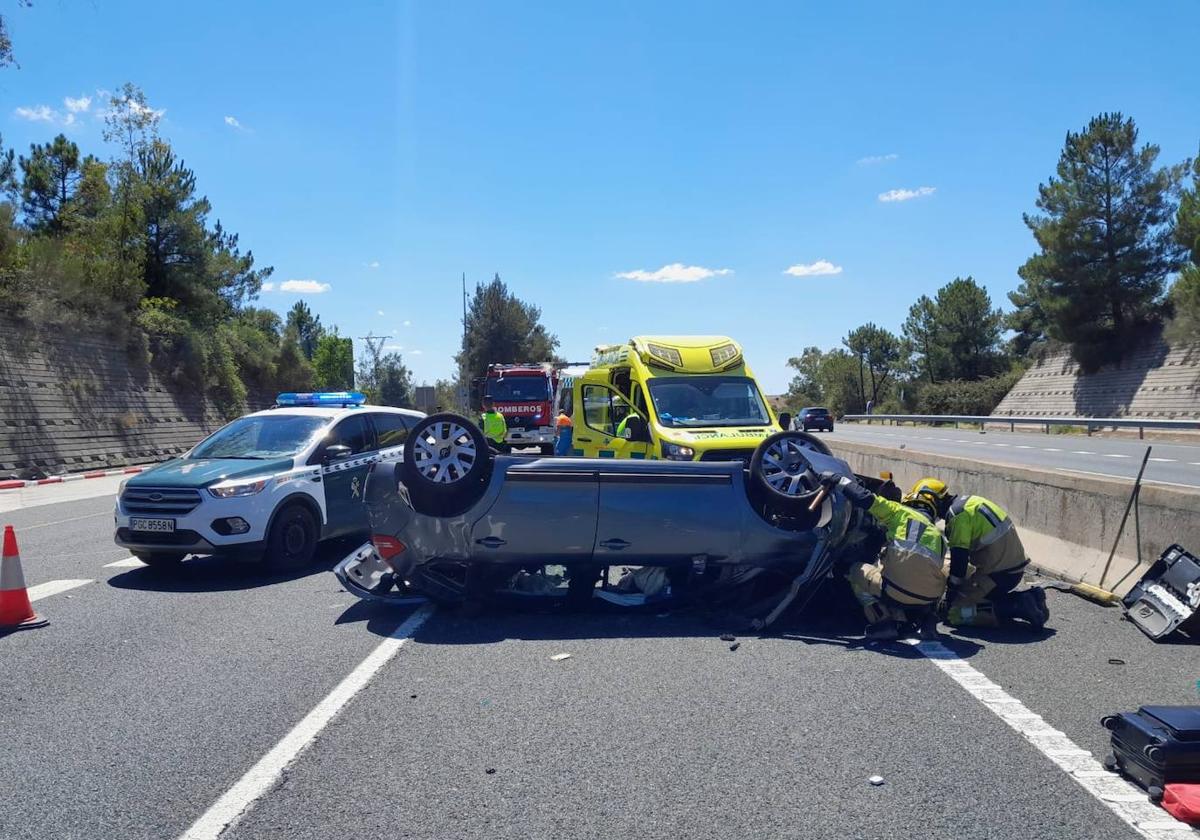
[{"left": 459, "top": 272, "right": 469, "bottom": 413}]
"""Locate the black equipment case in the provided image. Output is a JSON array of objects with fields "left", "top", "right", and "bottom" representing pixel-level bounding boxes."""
[
  {"left": 1121, "top": 544, "right": 1200, "bottom": 641},
  {"left": 1102, "top": 706, "right": 1200, "bottom": 796}
]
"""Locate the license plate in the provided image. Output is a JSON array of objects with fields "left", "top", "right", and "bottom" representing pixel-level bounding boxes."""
[{"left": 130, "top": 518, "right": 175, "bottom": 533}]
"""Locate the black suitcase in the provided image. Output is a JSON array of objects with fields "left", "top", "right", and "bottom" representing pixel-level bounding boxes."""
[
  {"left": 1102, "top": 706, "right": 1200, "bottom": 798},
  {"left": 1121, "top": 544, "right": 1200, "bottom": 641}
]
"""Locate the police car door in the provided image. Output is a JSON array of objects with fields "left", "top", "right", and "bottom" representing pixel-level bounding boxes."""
[{"left": 315, "top": 414, "right": 375, "bottom": 537}]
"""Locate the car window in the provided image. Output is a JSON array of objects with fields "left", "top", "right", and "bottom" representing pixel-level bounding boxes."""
[
  {"left": 191, "top": 415, "right": 328, "bottom": 460},
  {"left": 372, "top": 412, "right": 410, "bottom": 449},
  {"left": 325, "top": 415, "right": 372, "bottom": 455}
]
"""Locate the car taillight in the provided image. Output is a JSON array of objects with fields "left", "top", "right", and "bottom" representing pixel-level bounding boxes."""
[{"left": 371, "top": 534, "right": 407, "bottom": 569}]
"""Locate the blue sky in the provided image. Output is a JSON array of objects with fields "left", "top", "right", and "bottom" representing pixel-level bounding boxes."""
[{"left": 4, "top": 1, "right": 1199, "bottom": 392}]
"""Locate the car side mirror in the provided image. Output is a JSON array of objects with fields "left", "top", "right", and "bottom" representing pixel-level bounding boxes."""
[
  {"left": 623, "top": 415, "right": 651, "bottom": 443},
  {"left": 778, "top": 412, "right": 792, "bottom": 430},
  {"left": 325, "top": 443, "right": 352, "bottom": 462}
]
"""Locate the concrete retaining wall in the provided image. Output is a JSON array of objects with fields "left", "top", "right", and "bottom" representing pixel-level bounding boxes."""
[
  {"left": 828, "top": 439, "right": 1200, "bottom": 595},
  {"left": 0, "top": 320, "right": 268, "bottom": 477}
]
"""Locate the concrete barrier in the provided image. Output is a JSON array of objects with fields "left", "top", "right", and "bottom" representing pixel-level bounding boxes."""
[{"left": 827, "top": 438, "right": 1200, "bottom": 596}]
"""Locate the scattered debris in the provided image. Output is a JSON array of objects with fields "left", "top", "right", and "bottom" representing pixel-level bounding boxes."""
[
  {"left": 485, "top": 768, "right": 496, "bottom": 775},
  {"left": 729, "top": 642, "right": 740, "bottom": 652},
  {"left": 550, "top": 652, "right": 572, "bottom": 661},
  {"left": 1108, "top": 658, "right": 1126, "bottom": 665},
  {"left": 869, "top": 775, "right": 885, "bottom": 786},
  {"left": 410, "top": 694, "right": 417, "bottom": 699},
  {"left": 1121, "top": 544, "right": 1200, "bottom": 641},
  {"left": 719, "top": 633, "right": 737, "bottom": 642}
]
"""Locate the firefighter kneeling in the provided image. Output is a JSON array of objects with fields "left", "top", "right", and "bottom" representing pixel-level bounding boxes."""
[
  {"left": 905, "top": 478, "right": 1049, "bottom": 630},
  {"left": 821, "top": 472, "right": 946, "bottom": 641}
]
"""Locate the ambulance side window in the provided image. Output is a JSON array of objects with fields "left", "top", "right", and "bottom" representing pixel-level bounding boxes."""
[
  {"left": 372, "top": 413, "right": 410, "bottom": 449},
  {"left": 582, "top": 385, "right": 616, "bottom": 437},
  {"left": 632, "top": 384, "right": 648, "bottom": 416}
]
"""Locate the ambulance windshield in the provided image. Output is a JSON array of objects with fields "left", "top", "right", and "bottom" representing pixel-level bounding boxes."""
[
  {"left": 191, "top": 415, "right": 329, "bottom": 460},
  {"left": 648, "top": 376, "right": 771, "bottom": 428}
]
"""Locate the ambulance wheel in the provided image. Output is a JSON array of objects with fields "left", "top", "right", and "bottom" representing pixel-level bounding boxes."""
[
  {"left": 265, "top": 503, "right": 319, "bottom": 571},
  {"left": 133, "top": 551, "right": 186, "bottom": 568},
  {"left": 750, "top": 431, "right": 826, "bottom": 513},
  {"left": 402, "top": 413, "right": 492, "bottom": 515}
]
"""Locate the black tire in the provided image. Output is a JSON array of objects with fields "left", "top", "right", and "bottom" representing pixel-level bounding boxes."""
[
  {"left": 749, "top": 431, "right": 826, "bottom": 513},
  {"left": 539, "top": 444, "right": 555, "bottom": 457},
  {"left": 132, "top": 551, "right": 186, "bottom": 568},
  {"left": 402, "top": 413, "right": 493, "bottom": 515},
  {"left": 265, "top": 502, "right": 319, "bottom": 571}
]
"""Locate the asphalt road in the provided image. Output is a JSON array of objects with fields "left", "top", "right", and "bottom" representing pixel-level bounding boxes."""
[
  {"left": 834, "top": 422, "right": 1200, "bottom": 490},
  {"left": 2, "top": 489, "right": 1198, "bottom": 840}
]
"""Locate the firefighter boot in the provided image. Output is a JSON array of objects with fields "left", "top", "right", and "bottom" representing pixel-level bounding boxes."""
[{"left": 995, "top": 587, "right": 1049, "bottom": 629}]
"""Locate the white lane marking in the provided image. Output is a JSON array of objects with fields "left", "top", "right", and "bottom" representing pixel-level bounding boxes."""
[
  {"left": 1103, "top": 453, "right": 1131, "bottom": 458},
  {"left": 992, "top": 443, "right": 1011, "bottom": 447},
  {"left": 1149, "top": 458, "right": 1176, "bottom": 463},
  {"left": 177, "top": 603, "right": 436, "bottom": 840},
  {"left": 27, "top": 579, "right": 94, "bottom": 601},
  {"left": 1190, "top": 462, "right": 1200, "bottom": 467},
  {"left": 1056, "top": 468, "right": 1200, "bottom": 490},
  {"left": 1044, "top": 448, "right": 1063, "bottom": 452},
  {"left": 20, "top": 511, "right": 111, "bottom": 531},
  {"left": 104, "top": 556, "right": 146, "bottom": 568},
  {"left": 1071, "top": 450, "right": 1096, "bottom": 455},
  {"left": 911, "top": 638, "right": 1199, "bottom": 839},
  {"left": 1014, "top": 445, "right": 1033, "bottom": 449}
]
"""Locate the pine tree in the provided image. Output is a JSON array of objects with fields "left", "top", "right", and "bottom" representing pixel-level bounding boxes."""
[{"left": 1017, "top": 113, "right": 1187, "bottom": 370}]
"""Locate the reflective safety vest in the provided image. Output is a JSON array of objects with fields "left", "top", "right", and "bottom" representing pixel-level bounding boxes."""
[
  {"left": 946, "top": 495, "right": 1012, "bottom": 552},
  {"left": 868, "top": 496, "right": 948, "bottom": 605},
  {"left": 555, "top": 412, "right": 572, "bottom": 429},
  {"left": 481, "top": 410, "right": 507, "bottom": 444}
]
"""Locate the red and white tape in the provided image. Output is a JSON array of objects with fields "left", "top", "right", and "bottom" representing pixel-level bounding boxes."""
[{"left": 0, "top": 465, "right": 147, "bottom": 492}]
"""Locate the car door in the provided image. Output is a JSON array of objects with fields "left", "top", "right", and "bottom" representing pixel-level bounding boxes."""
[
  {"left": 313, "top": 414, "right": 375, "bottom": 537},
  {"left": 574, "top": 383, "right": 651, "bottom": 460},
  {"left": 593, "top": 460, "right": 738, "bottom": 564},
  {"left": 469, "top": 462, "right": 599, "bottom": 563}
]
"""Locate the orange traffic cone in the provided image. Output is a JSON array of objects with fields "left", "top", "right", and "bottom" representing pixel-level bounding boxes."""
[{"left": 1, "top": 526, "right": 48, "bottom": 631}]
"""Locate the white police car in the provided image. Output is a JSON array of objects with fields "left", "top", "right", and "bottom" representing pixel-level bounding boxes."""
[{"left": 114, "top": 392, "right": 424, "bottom": 569}]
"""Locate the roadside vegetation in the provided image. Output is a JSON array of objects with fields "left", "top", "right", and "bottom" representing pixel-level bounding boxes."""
[{"left": 789, "top": 113, "right": 1200, "bottom": 418}]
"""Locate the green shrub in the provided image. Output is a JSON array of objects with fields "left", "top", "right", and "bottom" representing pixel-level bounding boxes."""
[{"left": 916, "top": 369, "right": 1024, "bottom": 416}]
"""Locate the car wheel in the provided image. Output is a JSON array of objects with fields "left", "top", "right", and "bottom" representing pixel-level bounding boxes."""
[
  {"left": 132, "top": 551, "right": 186, "bottom": 568},
  {"left": 401, "top": 413, "right": 493, "bottom": 515},
  {"left": 750, "top": 431, "right": 828, "bottom": 513},
  {"left": 265, "top": 502, "right": 319, "bottom": 571}
]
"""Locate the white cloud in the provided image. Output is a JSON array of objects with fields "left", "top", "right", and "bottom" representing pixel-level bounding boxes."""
[
  {"left": 260, "top": 282, "right": 276, "bottom": 292},
  {"left": 402, "top": 320, "right": 412, "bottom": 327},
  {"left": 879, "top": 186, "right": 936, "bottom": 203},
  {"left": 15, "top": 105, "right": 55, "bottom": 122},
  {"left": 784, "top": 260, "right": 843, "bottom": 277},
  {"left": 615, "top": 263, "right": 733, "bottom": 283},
  {"left": 409, "top": 349, "right": 424, "bottom": 355},
  {"left": 366, "top": 260, "right": 380, "bottom": 269},
  {"left": 224, "top": 115, "right": 242, "bottom": 129},
  {"left": 384, "top": 343, "right": 404, "bottom": 351},
  {"left": 376, "top": 310, "right": 385, "bottom": 316},
  {"left": 64, "top": 96, "right": 91, "bottom": 113},
  {"left": 276, "top": 279, "right": 331, "bottom": 294},
  {"left": 857, "top": 153, "right": 898, "bottom": 165}
]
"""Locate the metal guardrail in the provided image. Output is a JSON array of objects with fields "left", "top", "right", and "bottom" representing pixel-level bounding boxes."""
[{"left": 842, "top": 413, "right": 1200, "bottom": 439}]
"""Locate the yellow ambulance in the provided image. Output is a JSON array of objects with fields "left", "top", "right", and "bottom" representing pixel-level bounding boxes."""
[{"left": 560, "top": 335, "right": 784, "bottom": 461}]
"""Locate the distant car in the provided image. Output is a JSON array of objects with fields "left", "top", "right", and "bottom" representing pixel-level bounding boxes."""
[
  {"left": 796, "top": 407, "right": 834, "bottom": 433},
  {"left": 114, "top": 392, "right": 424, "bottom": 570},
  {"left": 335, "top": 413, "right": 882, "bottom": 622}
]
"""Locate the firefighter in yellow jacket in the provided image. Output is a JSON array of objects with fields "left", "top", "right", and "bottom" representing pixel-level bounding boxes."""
[
  {"left": 904, "top": 478, "right": 1049, "bottom": 629},
  {"left": 822, "top": 472, "right": 947, "bottom": 641},
  {"left": 480, "top": 398, "right": 508, "bottom": 452}
]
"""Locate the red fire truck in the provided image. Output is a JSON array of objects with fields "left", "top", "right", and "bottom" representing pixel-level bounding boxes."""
[{"left": 474, "top": 363, "right": 560, "bottom": 455}]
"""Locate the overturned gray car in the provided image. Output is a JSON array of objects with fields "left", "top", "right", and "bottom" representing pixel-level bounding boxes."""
[{"left": 335, "top": 413, "right": 885, "bottom": 626}]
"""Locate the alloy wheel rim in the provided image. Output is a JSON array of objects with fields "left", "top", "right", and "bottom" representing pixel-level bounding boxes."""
[{"left": 413, "top": 421, "right": 478, "bottom": 484}]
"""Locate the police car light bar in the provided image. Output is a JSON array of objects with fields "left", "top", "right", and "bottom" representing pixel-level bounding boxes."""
[{"left": 275, "top": 391, "right": 366, "bottom": 407}]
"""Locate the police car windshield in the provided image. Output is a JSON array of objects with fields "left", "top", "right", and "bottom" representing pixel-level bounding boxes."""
[
  {"left": 486, "top": 377, "right": 549, "bottom": 402},
  {"left": 648, "top": 376, "right": 770, "bottom": 428},
  {"left": 190, "top": 415, "right": 329, "bottom": 460}
]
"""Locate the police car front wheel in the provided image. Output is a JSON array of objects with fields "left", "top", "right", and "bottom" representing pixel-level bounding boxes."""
[{"left": 266, "top": 503, "right": 319, "bottom": 570}]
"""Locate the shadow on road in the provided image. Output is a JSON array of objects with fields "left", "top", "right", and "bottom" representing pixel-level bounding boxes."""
[{"left": 105, "top": 538, "right": 359, "bottom": 593}]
